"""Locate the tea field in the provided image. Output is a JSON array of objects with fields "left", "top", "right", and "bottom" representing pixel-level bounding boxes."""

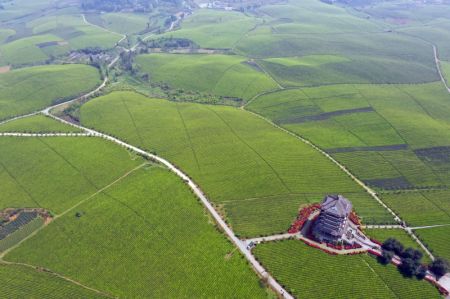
[
  {"left": 5, "top": 167, "right": 267, "bottom": 298},
  {"left": 380, "top": 191, "right": 450, "bottom": 227},
  {"left": 253, "top": 240, "right": 440, "bottom": 298},
  {"left": 0, "top": 137, "right": 142, "bottom": 213},
  {"left": 0, "top": 114, "right": 82, "bottom": 133},
  {"left": 415, "top": 226, "right": 450, "bottom": 261},
  {"left": 135, "top": 53, "right": 278, "bottom": 102},
  {"left": 0, "top": 64, "right": 101, "bottom": 121},
  {"left": 0, "top": 263, "right": 108, "bottom": 298},
  {"left": 248, "top": 83, "right": 450, "bottom": 191},
  {"left": 80, "top": 91, "right": 394, "bottom": 237},
  {"left": 160, "top": 9, "right": 260, "bottom": 49}
]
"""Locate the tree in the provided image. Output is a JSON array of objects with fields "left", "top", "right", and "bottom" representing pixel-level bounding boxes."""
[
  {"left": 399, "top": 258, "right": 420, "bottom": 277},
  {"left": 382, "top": 238, "right": 404, "bottom": 256},
  {"left": 378, "top": 250, "right": 394, "bottom": 265},
  {"left": 429, "top": 258, "right": 450, "bottom": 279},
  {"left": 416, "top": 265, "right": 427, "bottom": 280},
  {"left": 402, "top": 247, "right": 423, "bottom": 261}
]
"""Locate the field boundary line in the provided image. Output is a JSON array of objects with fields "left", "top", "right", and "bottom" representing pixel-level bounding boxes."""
[
  {"left": 0, "top": 163, "right": 147, "bottom": 260},
  {"left": 37, "top": 138, "right": 100, "bottom": 189},
  {"left": 55, "top": 163, "right": 147, "bottom": 220},
  {"left": 81, "top": 13, "right": 126, "bottom": 42},
  {"left": 205, "top": 106, "right": 292, "bottom": 193},
  {"left": 120, "top": 98, "right": 146, "bottom": 148},
  {"left": 0, "top": 260, "right": 116, "bottom": 298},
  {"left": 175, "top": 103, "right": 201, "bottom": 171},
  {"left": 0, "top": 161, "right": 43, "bottom": 209},
  {"left": 253, "top": 60, "right": 284, "bottom": 89},
  {"left": 360, "top": 256, "right": 400, "bottom": 299}
]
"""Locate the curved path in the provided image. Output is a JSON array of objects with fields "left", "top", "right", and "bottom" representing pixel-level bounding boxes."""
[{"left": 433, "top": 45, "right": 450, "bottom": 93}]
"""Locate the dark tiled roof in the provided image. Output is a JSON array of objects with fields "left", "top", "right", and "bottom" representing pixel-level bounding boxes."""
[{"left": 321, "top": 195, "right": 352, "bottom": 218}]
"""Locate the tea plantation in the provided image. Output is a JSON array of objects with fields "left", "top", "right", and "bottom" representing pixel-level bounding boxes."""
[
  {"left": 253, "top": 240, "right": 440, "bottom": 298},
  {"left": 135, "top": 53, "right": 278, "bottom": 102},
  {"left": 0, "top": 114, "right": 82, "bottom": 133},
  {"left": 80, "top": 91, "right": 394, "bottom": 237},
  {"left": 0, "top": 263, "right": 108, "bottom": 298},
  {"left": 5, "top": 167, "right": 266, "bottom": 298},
  {"left": 0, "top": 64, "right": 101, "bottom": 121}
]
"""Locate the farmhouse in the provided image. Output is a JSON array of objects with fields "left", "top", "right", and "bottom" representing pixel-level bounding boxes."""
[{"left": 312, "top": 195, "right": 352, "bottom": 244}]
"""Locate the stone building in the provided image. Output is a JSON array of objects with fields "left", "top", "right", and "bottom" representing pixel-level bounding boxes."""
[{"left": 313, "top": 195, "right": 352, "bottom": 243}]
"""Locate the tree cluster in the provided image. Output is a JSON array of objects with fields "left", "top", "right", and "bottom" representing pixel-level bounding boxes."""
[
  {"left": 144, "top": 37, "right": 197, "bottom": 50},
  {"left": 379, "top": 238, "right": 449, "bottom": 279},
  {"left": 80, "top": 0, "right": 183, "bottom": 12}
]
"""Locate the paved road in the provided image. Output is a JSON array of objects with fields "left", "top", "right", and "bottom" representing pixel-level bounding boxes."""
[
  {"left": 362, "top": 225, "right": 403, "bottom": 229},
  {"left": 411, "top": 223, "right": 450, "bottom": 230},
  {"left": 244, "top": 233, "right": 299, "bottom": 246}
]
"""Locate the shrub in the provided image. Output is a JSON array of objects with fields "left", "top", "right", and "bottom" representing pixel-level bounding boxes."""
[
  {"left": 378, "top": 250, "right": 394, "bottom": 265},
  {"left": 382, "top": 238, "right": 404, "bottom": 256}
]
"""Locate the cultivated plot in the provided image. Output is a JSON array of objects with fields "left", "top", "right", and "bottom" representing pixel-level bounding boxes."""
[
  {"left": 80, "top": 91, "right": 394, "bottom": 237},
  {"left": 0, "top": 114, "right": 82, "bottom": 133},
  {"left": 253, "top": 240, "right": 440, "bottom": 298},
  {"left": 5, "top": 167, "right": 267, "bottom": 298},
  {"left": 248, "top": 83, "right": 450, "bottom": 191},
  {"left": 0, "top": 64, "right": 101, "bottom": 121},
  {"left": 160, "top": 9, "right": 260, "bottom": 49},
  {"left": 136, "top": 53, "right": 278, "bottom": 102}
]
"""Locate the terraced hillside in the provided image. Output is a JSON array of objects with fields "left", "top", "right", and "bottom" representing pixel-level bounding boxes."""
[
  {"left": 80, "top": 91, "right": 394, "bottom": 237},
  {"left": 0, "top": 64, "right": 101, "bottom": 121}
]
